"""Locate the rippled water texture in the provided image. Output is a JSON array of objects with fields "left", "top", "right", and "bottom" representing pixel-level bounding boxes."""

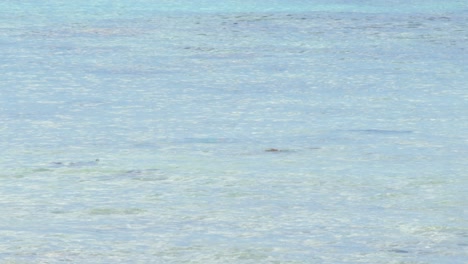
[{"left": 1, "top": 1, "right": 467, "bottom": 263}]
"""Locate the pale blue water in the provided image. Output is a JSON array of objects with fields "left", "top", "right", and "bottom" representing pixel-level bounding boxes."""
[{"left": 1, "top": 1, "right": 467, "bottom": 263}]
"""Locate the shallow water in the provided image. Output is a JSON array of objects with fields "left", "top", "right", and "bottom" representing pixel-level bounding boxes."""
[{"left": 1, "top": 1, "right": 467, "bottom": 263}]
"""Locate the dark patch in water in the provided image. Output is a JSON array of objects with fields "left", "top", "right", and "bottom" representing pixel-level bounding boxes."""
[
  {"left": 125, "top": 169, "right": 160, "bottom": 175},
  {"left": 388, "top": 249, "right": 410, "bottom": 254},
  {"left": 50, "top": 159, "right": 100, "bottom": 168},
  {"left": 265, "top": 148, "right": 280, "bottom": 152},
  {"left": 264, "top": 148, "right": 296, "bottom": 153},
  {"left": 265, "top": 147, "right": 319, "bottom": 153}
]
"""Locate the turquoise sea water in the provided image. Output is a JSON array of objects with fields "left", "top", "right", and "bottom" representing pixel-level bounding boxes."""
[{"left": 1, "top": 1, "right": 467, "bottom": 263}]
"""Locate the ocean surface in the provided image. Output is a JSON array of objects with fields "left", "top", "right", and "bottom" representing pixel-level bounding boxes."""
[{"left": 1, "top": 1, "right": 467, "bottom": 263}]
